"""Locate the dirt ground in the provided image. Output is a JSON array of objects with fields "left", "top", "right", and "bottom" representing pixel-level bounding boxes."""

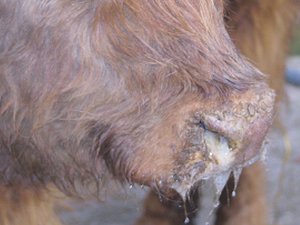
[{"left": 57, "top": 57, "right": 300, "bottom": 225}]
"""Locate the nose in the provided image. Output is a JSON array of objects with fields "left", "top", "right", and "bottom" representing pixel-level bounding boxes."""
[
  {"left": 171, "top": 85, "right": 275, "bottom": 191},
  {"left": 199, "top": 86, "right": 275, "bottom": 170}
]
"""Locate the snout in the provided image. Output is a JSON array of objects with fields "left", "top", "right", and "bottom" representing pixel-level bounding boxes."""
[
  {"left": 199, "top": 87, "right": 275, "bottom": 168},
  {"left": 170, "top": 85, "right": 275, "bottom": 194}
]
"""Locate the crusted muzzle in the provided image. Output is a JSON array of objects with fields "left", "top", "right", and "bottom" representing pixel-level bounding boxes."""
[{"left": 170, "top": 86, "right": 275, "bottom": 197}]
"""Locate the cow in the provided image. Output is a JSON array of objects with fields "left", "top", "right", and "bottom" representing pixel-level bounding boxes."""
[{"left": 0, "top": 0, "right": 298, "bottom": 224}]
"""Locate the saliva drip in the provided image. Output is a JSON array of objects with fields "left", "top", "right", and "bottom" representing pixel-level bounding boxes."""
[
  {"left": 232, "top": 167, "right": 243, "bottom": 197},
  {"left": 158, "top": 195, "right": 163, "bottom": 202},
  {"left": 182, "top": 194, "right": 190, "bottom": 224},
  {"left": 184, "top": 217, "right": 190, "bottom": 224},
  {"left": 205, "top": 170, "right": 231, "bottom": 225}
]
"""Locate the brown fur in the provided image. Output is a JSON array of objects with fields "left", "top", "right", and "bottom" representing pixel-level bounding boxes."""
[
  {"left": 0, "top": 0, "right": 298, "bottom": 224},
  {"left": 0, "top": 187, "right": 61, "bottom": 225},
  {"left": 215, "top": 162, "right": 268, "bottom": 225},
  {"left": 0, "top": 0, "right": 272, "bottom": 191},
  {"left": 137, "top": 1, "right": 300, "bottom": 225},
  {"left": 225, "top": 0, "right": 300, "bottom": 101},
  {"left": 135, "top": 190, "right": 199, "bottom": 225}
]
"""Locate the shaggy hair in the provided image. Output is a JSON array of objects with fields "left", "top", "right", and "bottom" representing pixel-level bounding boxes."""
[
  {"left": 0, "top": 0, "right": 270, "bottom": 192},
  {"left": 0, "top": 0, "right": 298, "bottom": 224}
]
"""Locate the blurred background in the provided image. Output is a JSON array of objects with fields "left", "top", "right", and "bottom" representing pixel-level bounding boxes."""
[{"left": 266, "top": 18, "right": 300, "bottom": 225}]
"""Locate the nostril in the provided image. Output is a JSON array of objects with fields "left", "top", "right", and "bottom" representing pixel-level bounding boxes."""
[
  {"left": 199, "top": 121, "right": 206, "bottom": 130},
  {"left": 174, "top": 88, "right": 274, "bottom": 194},
  {"left": 203, "top": 129, "right": 234, "bottom": 167},
  {"left": 220, "top": 136, "right": 230, "bottom": 148}
]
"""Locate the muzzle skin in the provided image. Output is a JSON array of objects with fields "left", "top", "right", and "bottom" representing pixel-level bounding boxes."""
[{"left": 169, "top": 86, "right": 275, "bottom": 196}]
